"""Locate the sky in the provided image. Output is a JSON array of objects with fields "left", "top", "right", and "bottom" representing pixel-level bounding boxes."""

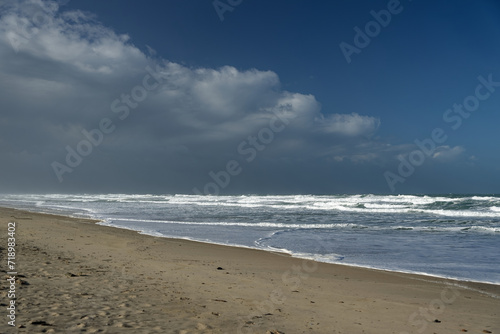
[{"left": 0, "top": 0, "right": 500, "bottom": 195}]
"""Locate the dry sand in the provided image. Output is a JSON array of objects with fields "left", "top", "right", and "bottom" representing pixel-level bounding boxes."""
[{"left": 0, "top": 207, "right": 499, "bottom": 333}]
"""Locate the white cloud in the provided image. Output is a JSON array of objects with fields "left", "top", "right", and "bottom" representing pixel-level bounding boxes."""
[
  {"left": 0, "top": 1, "right": 144, "bottom": 73},
  {"left": 314, "top": 112, "right": 380, "bottom": 137},
  {"left": 0, "top": 0, "right": 379, "bottom": 136},
  {"left": 432, "top": 146, "right": 465, "bottom": 162}
]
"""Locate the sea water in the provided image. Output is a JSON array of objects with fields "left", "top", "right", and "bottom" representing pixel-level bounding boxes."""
[{"left": 1, "top": 193, "right": 499, "bottom": 284}]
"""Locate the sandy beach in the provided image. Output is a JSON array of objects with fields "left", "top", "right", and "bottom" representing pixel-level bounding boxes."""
[{"left": 0, "top": 207, "right": 499, "bottom": 333}]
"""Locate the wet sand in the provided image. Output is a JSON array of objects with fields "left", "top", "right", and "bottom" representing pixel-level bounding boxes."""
[{"left": 0, "top": 207, "right": 499, "bottom": 333}]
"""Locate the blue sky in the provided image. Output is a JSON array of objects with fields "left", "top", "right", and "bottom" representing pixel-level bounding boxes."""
[{"left": 1, "top": 0, "right": 499, "bottom": 194}]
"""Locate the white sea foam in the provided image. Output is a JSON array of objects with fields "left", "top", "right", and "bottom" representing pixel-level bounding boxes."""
[{"left": 107, "top": 217, "right": 362, "bottom": 230}]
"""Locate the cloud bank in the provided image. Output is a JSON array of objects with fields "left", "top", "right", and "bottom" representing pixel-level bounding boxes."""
[{"left": 0, "top": 0, "right": 470, "bottom": 193}]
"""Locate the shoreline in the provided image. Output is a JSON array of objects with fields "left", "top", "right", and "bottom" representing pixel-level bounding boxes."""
[
  {"left": 1, "top": 206, "right": 499, "bottom": 333},
  {"left": 100, "top": 223, "right": 500, "bottom": 288},
  {"left": 5, "top": 202, "right": 499, "bottom": 286}
]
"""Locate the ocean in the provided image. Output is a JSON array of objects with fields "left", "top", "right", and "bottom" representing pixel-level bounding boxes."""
[{"left": 1, "top": 193, "right": 499, "bottom": 284}]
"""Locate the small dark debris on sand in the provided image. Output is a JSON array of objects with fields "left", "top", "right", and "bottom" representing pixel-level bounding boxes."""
[{"left": 31, "top": 320, "right": 53, "bottom": 326}]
